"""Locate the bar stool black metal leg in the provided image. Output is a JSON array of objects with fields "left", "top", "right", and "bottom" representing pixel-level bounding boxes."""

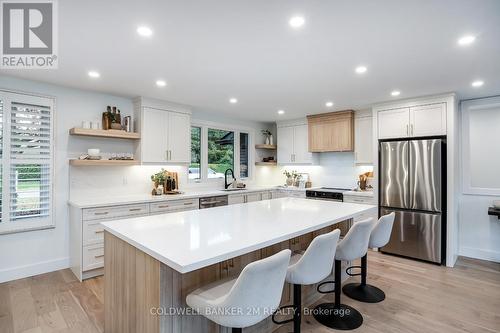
[
  {"left": 343, "top": 254, "right": 386, "bottom": 303},
  {"left": 293, "top": 284, "right": 301, "bottom": 333},
  {"left": 232, "top": 328, "right": 242, "bottom": 333},
  {"left": 313, "top": 260, "right": 363, "bottom": 330}
]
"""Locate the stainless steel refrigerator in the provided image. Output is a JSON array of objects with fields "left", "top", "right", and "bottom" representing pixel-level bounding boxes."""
[{"left": 379, "top": 139, "right": 445, "bottom": 264}]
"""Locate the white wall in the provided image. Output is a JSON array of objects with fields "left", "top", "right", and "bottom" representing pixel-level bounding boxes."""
[{"left": 459, "top": 96, "right": 500, "bottom": 263}]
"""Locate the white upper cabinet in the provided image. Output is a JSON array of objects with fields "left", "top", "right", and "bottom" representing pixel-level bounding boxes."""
[
  {"left": 142, "top": 108, "right": 169, "bottom": 163},
  {"left": 410, "top": 103, "right": 446, "bottom": 137},
  {"left": 277, "top": 125, "right": 294, "bottom": 164},
  {"left": 167, "top": 112, "right": 191, "bottom": 163},
  {"left": 294, "top": 124, "right": 314, "bottom": 163},
  {"left": 377, "top": 103, "right": 446, "bottom": 139},
  {"left": 135, "top": 98, "right": 191, "bottom": 164},
  {"left": 277, "top": 121, "right": 316, "bottom": 164},
  {"left": 378, "top": 107, "right": 410, "bottom": 139},
  {"left": 354, "top": 113, "right": 373, "bottom": 164}
]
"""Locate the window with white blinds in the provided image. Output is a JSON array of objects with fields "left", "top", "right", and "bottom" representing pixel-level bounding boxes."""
[{"left": 0, "top": 91, "right": 54, "bottom": 234}]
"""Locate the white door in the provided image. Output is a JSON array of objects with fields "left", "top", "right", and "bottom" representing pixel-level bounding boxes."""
[
  {"left": 167, "top": 112, "right": 191, "bottom": 163},
  {"left": 245, "top": 192, "right": 261, "bottom": 202},
  {"left": 277, "top": 126, "right": 294, "bottom": 164},
  {"left": 228, "top": 194, "right": 246, "bottom": 205},
  {"left": 377, "top": 107, "right": 410, "bottom": 139},
  {"left": 354, "top": 116, "right": 373, "bottom": 164},
  {"left": 142, "top": 108, "right": 168, "bottom": 162},
  {"left": 293, "top": 124, "right": 313, "bottom": 164},
  {"left": 410, "top": 103, "right": 446, "bottom": 137}
]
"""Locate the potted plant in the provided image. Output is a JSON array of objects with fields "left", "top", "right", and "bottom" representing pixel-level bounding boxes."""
[
  {"left": 283, "top": 170, "right": 299, "bottom": 186},
  {"left": 151, "top": 169, "right": 166, "bottom": 189}
]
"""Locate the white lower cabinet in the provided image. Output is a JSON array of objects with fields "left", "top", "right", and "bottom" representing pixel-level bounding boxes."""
[
  {"left": 227, "top": 191, "right": 272, "bottom": 205},
  {"left": 70, "top": 199, "right": 199, "bottom": 281},
  {"left": 228, "top": 194, "right": 246, "bottom": 205},
  {"left": 343, "top": 194, "right": 377, "bottom": 222},
  {"left": 271, "top": 189, "right": 306, "bottom": 199}
]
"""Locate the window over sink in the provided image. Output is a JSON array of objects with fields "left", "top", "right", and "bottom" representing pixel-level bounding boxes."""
[{"left": 189, "top": 121, "right": 253, "bottom": 183}]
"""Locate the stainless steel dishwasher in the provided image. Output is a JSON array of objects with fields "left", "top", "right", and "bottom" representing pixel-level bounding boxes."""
[{"left": 199, "top": 195, "right": 228, "bottom": 209}]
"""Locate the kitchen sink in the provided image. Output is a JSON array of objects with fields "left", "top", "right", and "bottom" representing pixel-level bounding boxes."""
[{"left": 220, "top": 188, "right": 247, "bottom": 192}]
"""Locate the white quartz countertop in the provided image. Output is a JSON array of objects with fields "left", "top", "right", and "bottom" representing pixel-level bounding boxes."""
[
  {"left": 68, "top": 186, "right": 307, "bottom": 208},
  {"left": 101, "top": 198, "right": 377, "bottom": 273}
]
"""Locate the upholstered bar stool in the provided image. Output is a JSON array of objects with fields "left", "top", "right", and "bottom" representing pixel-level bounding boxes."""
[
  {"left": 186, "top": 249, "right": 291, "bottom": 333},
  {"left": 313, "top": 218, "right": 374, "bottom": 330},
  {"left": 272, "top": 229, "right": 341, "bottom": 333},
  {"left": 343, "top": 212, "right": 395, "bottom": 303}
]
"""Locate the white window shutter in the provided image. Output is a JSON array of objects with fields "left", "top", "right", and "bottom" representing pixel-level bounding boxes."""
[{"left": 0, "top": 92, "right": 54, "bottom": 234}]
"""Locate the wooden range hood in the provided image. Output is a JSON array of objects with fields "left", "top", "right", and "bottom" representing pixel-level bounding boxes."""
[{"left": 307, "top": 110, "right": 354, "bottom": 152}]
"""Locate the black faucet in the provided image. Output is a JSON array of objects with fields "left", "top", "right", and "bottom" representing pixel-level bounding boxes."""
[{"left": 224, "top": 168, "right": 236, "bottom": 189}]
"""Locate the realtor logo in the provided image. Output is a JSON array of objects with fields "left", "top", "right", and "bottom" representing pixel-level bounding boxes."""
[{"left": 1, "top": 0, "right": 58, "bottom": 68}]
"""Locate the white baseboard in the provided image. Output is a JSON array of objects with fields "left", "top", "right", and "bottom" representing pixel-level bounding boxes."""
[
  {"left": 0, "top": 257, "right": 69, "bottom": 283},
  {"left": 459, "top": 247, "right": 500, "bottom": 263}
]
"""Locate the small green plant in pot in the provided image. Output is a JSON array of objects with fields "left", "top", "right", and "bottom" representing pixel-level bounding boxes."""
[{"left": 151, "top": 169, "right": 166, "bottom": 188}]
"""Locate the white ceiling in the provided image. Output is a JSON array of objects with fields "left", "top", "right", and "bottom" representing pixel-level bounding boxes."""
[{"left": 1, "top": 0, "right": 499, "bottom": 122}]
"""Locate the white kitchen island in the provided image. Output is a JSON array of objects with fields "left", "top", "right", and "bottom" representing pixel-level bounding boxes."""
[{"left": 102, "top": 198, "right": 376, "bottom": 333}]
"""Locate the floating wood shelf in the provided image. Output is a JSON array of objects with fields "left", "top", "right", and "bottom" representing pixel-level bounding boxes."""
[
  {"left": 255, "top": 144, "right": 277, "bottom": 150},
  {"left": 69, "top": 159, "right": 140, "bottom": 166},
  {"left": 69, "top": 128, "right": 140, "bottom": 140},
  {"left": 255, "top": 161, "right": 277, "bottom": 166}
]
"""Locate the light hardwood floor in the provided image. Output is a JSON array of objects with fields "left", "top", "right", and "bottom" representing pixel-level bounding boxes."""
[{"left": 1, "top": 252, "right": 499, "bottom": 333}]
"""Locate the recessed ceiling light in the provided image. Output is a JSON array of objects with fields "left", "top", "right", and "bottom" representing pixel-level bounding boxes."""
[
  {"left": 289, "top": 16, "right": 305, "bottom": 28},
  {"left": 156, "top": 80, "right": 166, "bottom": 87},
  {"left": 88, "top": 71, "right": 100, "bottom": 78},
  {"left": 458, "top": 35, "right": 475, "bottom": 46},
  {"left": 325, "top": 101, "right": 334, "bottom": 107},
  {"left": 137, "top": 26, "right": 153, "bottom": 37},
  {"left": 391, "top": 90, "right": 401, "bottom": 96},
  {"left": 229, "top": 98, "right": 238, "bottom": 104},
  {"left": 277, "top": 110, "right": 285, "bottom": 115},
  {"left": 471, "top": 80, "right": 484, "bottom": 87},
  {"left": 355, "top": 66, "right": 367, "bottom": 74}
]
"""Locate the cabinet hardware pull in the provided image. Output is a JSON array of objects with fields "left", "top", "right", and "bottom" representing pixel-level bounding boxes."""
[
  {"left": 406, "top": 124, "right": 409, "bottom": 135},
  {"left": 166, "top": 150, "right": 168, "bottom": 160},
  {"left": 158, "top": 205, "right": 169, "bottom": 208},
  {"left": 95, "top": 230, "right": 104, "bottom": 234},
  {"left": 183, "top": 202, "right": 193, "bottom": 205},
  {"left": 129, "top": 208, "right": 142, "bottom": 211},
  {"left": 94, "top": 254, "right": 104, "bottom": 259},
  {"left": 94, "top": 212, "right": 109, "bottom": 215},
  {"left": 410, "top": 124, "right": 414, "bottom": 136}
]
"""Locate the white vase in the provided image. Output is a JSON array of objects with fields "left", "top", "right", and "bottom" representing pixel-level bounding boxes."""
[
  {"left": 269, "top": 134, "right": 273, "bottom": 145},
  {"left": 265, "top": 136, "right": 270, "bottom": 145}
]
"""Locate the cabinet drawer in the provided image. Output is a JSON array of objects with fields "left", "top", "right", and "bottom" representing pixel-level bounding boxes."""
[
  {"left": 83, "top": 244, "right": 104, "bottom": 271},
  {"left": 343, "top": 196, "right": 375, "bottom": 205},
  {"left": 261, "top": 191, "right": 271, "bottom": 200},
  {"left": 150, "top": 199, "right": 199, "bottom": 213},
  {"left": 288, "top": 192, "right": 306, "bottom": 198},
  {"left": 83, "top": 220, "right": 104, "bottom": 246},
  {"left": 83, "top": 203, "right": 149, "bottom": 221}
]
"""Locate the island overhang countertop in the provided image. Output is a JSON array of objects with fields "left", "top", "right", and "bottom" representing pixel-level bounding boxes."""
[{"left": 101, "top": 197, "right": 377, "bottom": 273}]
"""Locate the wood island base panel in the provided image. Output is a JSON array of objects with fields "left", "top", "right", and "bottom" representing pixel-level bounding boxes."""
[{"left": 104, "top": 225, "right": 345, "bottom": 333}]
